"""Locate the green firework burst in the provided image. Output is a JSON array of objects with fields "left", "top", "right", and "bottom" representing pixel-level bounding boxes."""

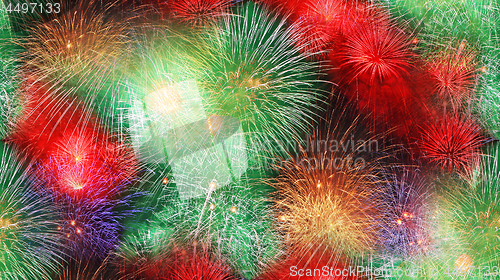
[
  {"left": 0, "top": 0, "right": 21, "bottom": 140},
  {"left": 0, "top": 142, "right": 62, "bottom": 279},
  {"left": 118, "top": 176, "right": 281, "bottom": 279},
  {"left": 193, "top": 1, "right": 326, "bottom": 167}
]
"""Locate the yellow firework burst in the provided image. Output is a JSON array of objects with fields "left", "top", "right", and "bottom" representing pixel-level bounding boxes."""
[
  {"left": 270, "top": 114, "right": 385, "bottom": 262},
  {"left": 20, "top": 0, "right": 129, "bottom": 94}
]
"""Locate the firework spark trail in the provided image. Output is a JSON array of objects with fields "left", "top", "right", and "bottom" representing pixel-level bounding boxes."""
[
  {"left": 118, "top": 242, "right": 237, "bottom": 280},
  {"left": 156, "top": 181, "right": 279, "bottom": 279},
  {"left": 52, "top": 256, "right": 115, "bottom": 280},
  {"left": 0, "top": 1, "right": 22, "bottom": 140},
  {"left": 0, "top": 142, "right": 62, "bottom": 280},
  {"left": 286, "top": 0, "right": 371, "bottom": 56},
  {"left": 473, "top": 48, "right": 500, "bottom": 140}
]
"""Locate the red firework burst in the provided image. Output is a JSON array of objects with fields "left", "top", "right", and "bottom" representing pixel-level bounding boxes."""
[
  {"left": 289, "top": 0, "right": 373, "bottom": 55},
  {"left": 35, "top": 133, "right": 137, "bottom": 199},
  {"left": 339, "top": 18, "right": 413, "bottom": 84},
  {"left": 168, "top": 249, "right": 236, "bottom": 280},
  {"left": 291, "top": 16, "right": 337, "bottom": 56},
  {"left": 6, "top": 80, "right": 138, "bottom": 199},
  {"left": 420, "top": 117, "right": 486, "bottom": 172},
  {"left": 427, "top": 40, "right": 478, "bottom": 105},
  {"left": 331, "top": 55, "right": 437, "bottom": 151},
  {"left": 5, "top": 81, "right": 96, "bottom": 159},
  {"left": 124, "top": 246, "right": 236, "bottom": 280},
  {"left": 258, "top": 251, "right": 360, "bottom": 280},
  {"left": 170, "top": 0, "right": 232, "bottom": 26},
  {"left": 290, "top": 0, "right": 346, "bottom": 55},
  {"left": 255, "top": 0, "right": 303, "bottom": 16}
]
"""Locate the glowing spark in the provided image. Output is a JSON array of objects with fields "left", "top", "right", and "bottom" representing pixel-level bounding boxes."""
[{"left": 455, "top": 254, "right": 472, "bottom": 272}]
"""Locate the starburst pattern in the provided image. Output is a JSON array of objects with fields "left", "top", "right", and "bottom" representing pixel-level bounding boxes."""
[
  {"left": 170, "top": 0, "right": 232, "bottom": 27},
  {"left": 420, "top": 117, "right": 486, "bottom": 172},
  {"left": 426, "top": 41, "right": 478, "bottom": 106},
  {"left": 340, "top": 17, "right": 414, "bottom": 83},
  {"left": 0, "top": 142, "right": 62, "bottom": 280}
]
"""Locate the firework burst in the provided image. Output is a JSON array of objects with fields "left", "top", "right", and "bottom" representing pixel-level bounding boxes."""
[
  {"left": 6, "top": 81, "right": 138, "bottom": 199},
  {"left": 195, "top": 1, "right": 325, "bottom": 166},
  {"left": 148, "top": 180, "right": 280, "bottom": 279},
  {"left": 20, "top": 0, "right": 128, "bottom": 84},
  {"left": 33, "top": 134, "right": 136, "bottom": 199},
  {"left": 54, "top": 196, "right": 131, "bottom": 260},
  {"left": 430, "top": 143, "right": 500, "bottom": 274},
  {"left": 270, "top": 115, "right": 385, "bottom": 264},
  {"left": 170, "top": 0, "right": 232, "bottom": 27},
  {"left": 0, "top": 142, "right": 62, "bottom": 280},
  {"left": 419, "top": 116, "right": 486, "bottom": 172},
  {"left": 339, "top": 16, "right": 414, "bottom": 84},
  {"left": 377, "top": 170, "right": 435, "bottom": 260},
  {"left": 19, "top": 0, "right": 129, "bottom": 127},
  {"left": 426, "top": 41, "right": 478, "bottom": 108}
]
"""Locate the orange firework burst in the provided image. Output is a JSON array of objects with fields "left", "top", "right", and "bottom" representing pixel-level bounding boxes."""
[
  {"left": 20, "top": 0, "right": 129, "bottom": 93},
  {"left": 270, "top": 116, "right": 385, "bottom": 262},
  {"left": 339, "top": 16, "right": 414, "bottom": 84}
]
